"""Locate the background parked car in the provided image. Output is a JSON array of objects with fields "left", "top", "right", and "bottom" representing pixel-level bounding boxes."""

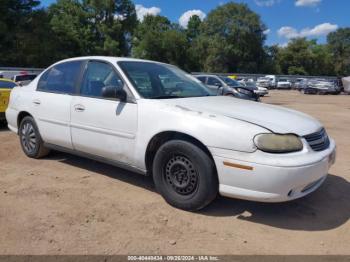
[
  {"left": 11, "top": 73, "right": 37, "bottom": 86},
  {"left": 256, "top": 77, "right": 271, "bottom": 89},
  {"left": 265, "top": 75, "right": 277, "bottom": 89},
  {"left": 194, "top": 74, "right": 260, "bottom": 101},
  {"left": 277, "top": 78, "right": 292, "bottom": 89},
  {"left": 293, "top": 78, "right": 308, "bottom": 90},
  {"left": 0, "top": 78, "right": 17, "bottom": 122},
  {"left": 302, "top": 79, "right": 341, "bottom": 95},
  {"left": 240, "top": 81, "right": 268, "bottom": 97},
  {"left": 342, "top": 76, "right": 350, "bottom": 94}
]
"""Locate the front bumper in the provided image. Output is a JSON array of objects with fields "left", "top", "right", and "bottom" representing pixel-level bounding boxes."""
[
  {"left": 233, "top": 92, "right": 260, "bottom": 102},
  {"left": 255, "top": 90, "right": 268, "bottom": 96},
  {"left": 210, "top": 138, "right": 336, "bottom": 202},
  {"left": 277, "top": 85, "right": 291, "bottom": 89}
]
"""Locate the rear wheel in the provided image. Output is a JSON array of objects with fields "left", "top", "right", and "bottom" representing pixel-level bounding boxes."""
[
  {"left": 153, "top": 140, "right": 218, "bottom": 211},
  {"left": 19, "top": 116, "right": 50, "bottom": 158}
]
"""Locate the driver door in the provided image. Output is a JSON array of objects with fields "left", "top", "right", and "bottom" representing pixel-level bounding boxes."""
[{"left": 70, "top": 60, "right": 138, "bottom": 165}]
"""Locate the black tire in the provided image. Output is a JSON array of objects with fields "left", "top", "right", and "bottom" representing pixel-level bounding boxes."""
[
  {"left": 153, "top": 140, "right": 218, "bottom": 211},
  {"left": 19, "top": 116, "right": 50, "bottom": 158}
]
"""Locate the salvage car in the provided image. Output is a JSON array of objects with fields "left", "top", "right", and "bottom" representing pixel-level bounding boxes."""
[
  {"left": 241, "top": 81, "right": 268, "bottom": 97},
  {"left": 0, "top": 78, "right": 17, "bottom": 121},
  {"left": 302, "top": 79, "right": 341, "bottom": 95},
  {"left": 11, "top": 73, "right": 37, "bottom": 86},
  {"left": 6, "top": 57, "right": 336, "bottom": 211},
  {"left": 194, "top": 74, "right": 259, "bottom": 101}
]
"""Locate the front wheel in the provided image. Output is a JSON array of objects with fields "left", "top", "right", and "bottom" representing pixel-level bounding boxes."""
[
  {"left": 153, "top": 140, "right": 218, "bottom": 211},
  {"left": 19, "top": 116, "right": 50, "bottom": 158}
]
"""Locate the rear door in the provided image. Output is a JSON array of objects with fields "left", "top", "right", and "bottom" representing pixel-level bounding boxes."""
[
  {"left": 32, "top": 60, "right": 84, "bottom": 149},
  {"left": 70, "top": 60, "right": 138, "bottom": 165}
]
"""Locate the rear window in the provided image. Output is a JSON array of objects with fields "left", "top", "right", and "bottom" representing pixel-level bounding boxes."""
[
  {"left": 0, "top": 80, "right": 16, "bottom": 89},
  {"left": 37, "top": 61, "right": 83, "bottom": 94}
]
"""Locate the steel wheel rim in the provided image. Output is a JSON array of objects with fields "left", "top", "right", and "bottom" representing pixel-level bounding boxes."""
[
  {"left": 21, "top": 122, "right": 36, "bottom": 153},
  {"left": 164, "top": 155, "right": 198, "bottom": 196}
]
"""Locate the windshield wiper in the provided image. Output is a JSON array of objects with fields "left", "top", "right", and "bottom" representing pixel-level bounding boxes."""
[{"left": 151, "top": 95, "right": 184, "bottom": 99}]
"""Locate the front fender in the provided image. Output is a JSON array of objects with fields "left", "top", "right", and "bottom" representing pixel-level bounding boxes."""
[{"left": 133, "top": 99, "right": 269, "bottom": 169}]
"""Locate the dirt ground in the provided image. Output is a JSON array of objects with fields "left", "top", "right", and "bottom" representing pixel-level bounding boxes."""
[{"left": 0, "top": 90, "right": 349, "bottom": 255}]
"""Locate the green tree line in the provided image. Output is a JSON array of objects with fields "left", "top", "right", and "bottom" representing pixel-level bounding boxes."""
[{"left": 1, "top": 0, "right": 349, "bottom": 76}]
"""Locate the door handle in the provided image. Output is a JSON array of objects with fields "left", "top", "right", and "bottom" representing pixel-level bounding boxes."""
[
  {"left": 74, "top": 104, "right": 85, "bottom": 112},
  {"left": 33, "top": 99, "right": 41, "bottom": 105}
]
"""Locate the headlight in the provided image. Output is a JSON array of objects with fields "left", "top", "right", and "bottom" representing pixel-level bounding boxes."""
[
  {"left": 254, "top": 134, "right": 303, "bottom": 153},
  {"left": 237, "top": 88, "right": 251, "bottom": 95}
]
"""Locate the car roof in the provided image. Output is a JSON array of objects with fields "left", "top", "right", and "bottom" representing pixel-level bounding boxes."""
[{"left": 55, "top": 56, "right": 168, "bottom": 66}]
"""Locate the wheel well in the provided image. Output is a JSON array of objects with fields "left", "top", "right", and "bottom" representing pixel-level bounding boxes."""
[
  {"left": 145, "top": 131, "right": 215, "bottom": 175},
  {"left": 17, "top": 111, "right": 32, "bottom": 129}
]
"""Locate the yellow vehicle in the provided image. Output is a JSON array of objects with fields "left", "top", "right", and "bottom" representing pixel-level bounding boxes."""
[
  {"left": 0, "top": 78, "right": 17, "bottom": 121},
  {"left": 228, "top": 75, "right": 237, "bottom": 80}
]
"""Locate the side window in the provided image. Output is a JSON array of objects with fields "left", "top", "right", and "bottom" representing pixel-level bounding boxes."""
[
  {"left": 37, "top": 61, "right": 82, "bottom": 94},
  {"left": 80, "top": 61, "right": 123, "bottom": 98},
  {"left": 207, "top": 77, "right": 221, "bottom": 86},
  {"left": 196, "top": 76, "right": 206, "bottom": 83}
]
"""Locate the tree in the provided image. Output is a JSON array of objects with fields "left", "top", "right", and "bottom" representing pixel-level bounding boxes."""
[
  {"left": 83, "top": 0, "right": 137, "bottom": 56},
  {"left": 327, "top": 28, "right": 350, "bottom": 76},
  {"left": 261, "top": 45, "right": 281, "bottom": 74},
  {"left": 49, "top": 0, "right": 94, "bottom": 58},
  {"left": 186, "top": 15, "right": 202, "bottom": 40},
  {"left": 16, "top": 9, "right": 60, "bottom": 67},
  {"left": 0, "top": 0, "right": 40, "bottom": 66},
  {"left": 198, "top": 2, "right": 267, "bottom": 73},
  {"left": 132, "top": 15, "right": 190, "bottom": 69},
  {"left": 276, "top": 38, "right": 335, "bottom": 76}
]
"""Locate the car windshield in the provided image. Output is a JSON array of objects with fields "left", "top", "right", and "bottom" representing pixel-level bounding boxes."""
[
  {"left": 279, "top": 79, "right": 288, "bottom": 82},
  {"left": 219, "top": 76, "right": 241, "bottom": 86},
  {"left": 118, "top": 61, "right": 211, "bottom": 99},
  {"left": 0, "top": 80, "right": 16, "bottom": 88}
]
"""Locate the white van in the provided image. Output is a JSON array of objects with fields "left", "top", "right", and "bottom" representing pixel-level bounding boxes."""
[{"left": 265, "top": 75, "right": 277, "bottom": 89}]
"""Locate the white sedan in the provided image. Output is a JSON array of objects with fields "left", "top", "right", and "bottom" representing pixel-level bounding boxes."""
[{"left": 6, "top": 57, "right": 336, "bottom": 211}]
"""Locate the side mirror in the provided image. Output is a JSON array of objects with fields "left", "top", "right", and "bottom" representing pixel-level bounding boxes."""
[
  {"left": 214, "top": 82, "right": 222, "bottom": 88},
  {"left": 102, "top": 85, "right": 127, "bottom": 102}
]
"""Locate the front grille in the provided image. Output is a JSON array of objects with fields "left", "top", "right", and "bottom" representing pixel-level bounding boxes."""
[{"left": 304, "top": 128, "right": 330, "bottom": 151}]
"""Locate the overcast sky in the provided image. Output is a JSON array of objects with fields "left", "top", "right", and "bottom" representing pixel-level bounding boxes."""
[{"left": 40, "top": 0, "right": 348, "bottom": 46}]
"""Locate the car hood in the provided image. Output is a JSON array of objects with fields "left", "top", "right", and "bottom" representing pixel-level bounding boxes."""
[{"left": 161, "top": 96, "right": 321, "bottom": 136}]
